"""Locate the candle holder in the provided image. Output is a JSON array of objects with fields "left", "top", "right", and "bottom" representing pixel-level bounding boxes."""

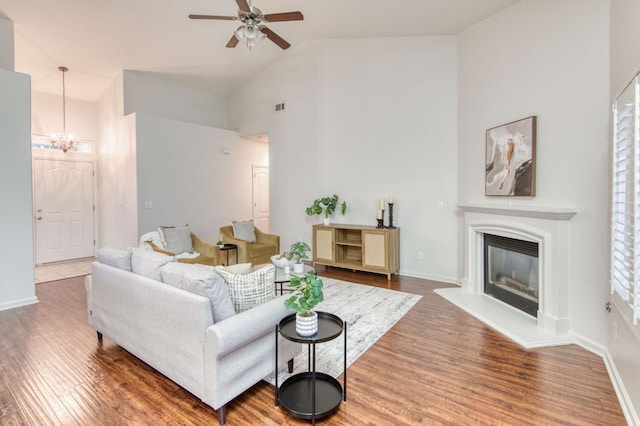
[
  {"left": 387, "top": 203, "right": 396, "bottom": 228},
  {"left": 377, "top": 209, "right": 385, "bottom": 228}
]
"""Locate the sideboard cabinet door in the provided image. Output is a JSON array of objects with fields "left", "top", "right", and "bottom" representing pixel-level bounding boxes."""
[{"left": 314, "top": 227, "right": 334, "bottom": 263}]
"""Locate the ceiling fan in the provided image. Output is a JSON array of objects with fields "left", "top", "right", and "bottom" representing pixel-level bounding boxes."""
[{"left": 189, "top": 0, "right": 303, "bottom": 50}]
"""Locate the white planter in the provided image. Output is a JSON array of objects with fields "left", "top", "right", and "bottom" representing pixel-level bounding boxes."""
[
  {"left": 323, "top": 217, "right": 331, "bottom": 225},
  {"left": 296, "top": 311, "right": 318, "bottom": 336},
  {"left": 293, "top": 263, "right": 304, "bottom": 273}
]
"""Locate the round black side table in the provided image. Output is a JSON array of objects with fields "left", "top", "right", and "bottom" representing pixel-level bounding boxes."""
[
  {"left": 275, "top": 311, "right": 347, "bottom": 424},
  {"left": 218, "top": 243, "right": 237, "bottom": 266}
]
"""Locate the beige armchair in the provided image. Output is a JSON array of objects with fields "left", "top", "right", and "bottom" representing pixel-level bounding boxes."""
[
  {"left": 142, "top": 232, "right": 220, "bottom": 266},
  {"left": 219, "top": 225, "right": 279, "bottom": 265}
]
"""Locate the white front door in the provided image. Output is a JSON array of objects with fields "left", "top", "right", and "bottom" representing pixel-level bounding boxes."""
[
  {"left": 34, "top": 159, "right": 95, "bottom": 264},
  {"left": 252, "top": 165, "right": 270, "bottom": 233}
]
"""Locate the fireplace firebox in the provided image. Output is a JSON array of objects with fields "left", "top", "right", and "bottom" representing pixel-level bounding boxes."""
[{"left": 484, "top": 234, "right": 539, "bottom": 317}]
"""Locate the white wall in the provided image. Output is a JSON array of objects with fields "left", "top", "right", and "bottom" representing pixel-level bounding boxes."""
[
  {"left": 123, "top": 71, "right": 228, "bottom": 130},
  {"left": 96, "top": 73, "right": 139, "bottom": 248},
  {"left": 608, "top": 0, "right": 640, "bottom": 422},
  {"left": 96, "top": 70, "right": 265, "bottom": 249},
  {"left": 229, "top": 37, "right": 459, "bottom": 282},
  {"left": 0, "top": 17, "right": 14, "bottom": 71},
  {"left": 135, "top": 113, "right": 268, "bottom": 243},
  {"left": 31, "top": 91, "right": 98, "bottom": 141},
  {"left": 458, "top": 0, "right": 610, "bottom": 345},
  {"left": 0, "top": 69, "right": 36, "bottom": 310}
]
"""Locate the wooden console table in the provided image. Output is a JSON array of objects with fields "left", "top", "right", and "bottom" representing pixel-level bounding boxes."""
[{"left": 312, "top": 224, "right": 399, "bottom": 280}]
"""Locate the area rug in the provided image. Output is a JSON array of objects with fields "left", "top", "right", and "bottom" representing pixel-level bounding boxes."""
[{"left": 264, "top": 278, "right": 421, "bottom": 385}]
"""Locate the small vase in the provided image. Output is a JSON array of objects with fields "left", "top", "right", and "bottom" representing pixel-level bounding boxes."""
[
  {"left": 293, "top": 263, "right": 304, "bottom": 273},
  {"left": 296, "top": 311, "right": 318, "bottom": 336},
  {"left": 323, "top": 217, "right": 331, "bottom": 225}
]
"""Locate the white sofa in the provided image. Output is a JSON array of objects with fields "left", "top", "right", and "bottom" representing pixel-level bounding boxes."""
[{"left": 85, "top": 248, "right": 301, "bottom": 425}]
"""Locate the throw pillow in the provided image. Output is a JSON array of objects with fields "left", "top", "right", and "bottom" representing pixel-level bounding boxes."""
[
  {"left": 97, "top": 247, "right": 133, "bottom": 271},
  {"left": 215, "top": 263, "right": 275, "bottom": 313},
  {"left": 131, "top": 248, "right": 176, "bottom": 281},
  {"left": 231, "top": 220, "right": 256, "bottom": 243},
  {"left": 159, "top": 225, "right": 194, "bottom": 254},
  {"left": 139, "top": 231, "right": 165, "bottom": 250},
  {"left": 160, "top": 262, "right": 236, "bottom": 322},
  {"left": 146, "top": 240, "right": 176, "bottom": 256}
]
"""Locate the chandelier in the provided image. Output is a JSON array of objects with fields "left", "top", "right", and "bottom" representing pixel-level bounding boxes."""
[{"left": 50, "top": 66, "right": 76, "bottom": 153}]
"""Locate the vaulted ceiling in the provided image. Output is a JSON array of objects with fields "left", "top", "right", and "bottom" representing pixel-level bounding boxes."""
[{"left": 0, "top": 0, "right": 520, "bottom": 101}]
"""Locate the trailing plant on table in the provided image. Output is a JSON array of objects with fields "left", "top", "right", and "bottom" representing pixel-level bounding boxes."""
[{"left": 284, "top": 273, "right": 324, "bottom": 316}]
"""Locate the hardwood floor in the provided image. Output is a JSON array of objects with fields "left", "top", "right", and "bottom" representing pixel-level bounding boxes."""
[{"left": 0, "top": 267, "right": 626, "bottom": 425}]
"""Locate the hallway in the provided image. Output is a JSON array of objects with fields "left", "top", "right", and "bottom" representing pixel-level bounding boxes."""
[{"left": 34, "top": 258, "right": 94, "bottom": 284}]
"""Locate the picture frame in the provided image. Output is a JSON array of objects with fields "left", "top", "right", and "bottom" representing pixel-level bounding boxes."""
[{"left": 485, "top": 116, "right": 536, "bottom": 196}]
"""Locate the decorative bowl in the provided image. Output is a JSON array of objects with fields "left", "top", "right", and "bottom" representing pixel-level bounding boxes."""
[{"left": 271, "top": 254, "right": 291, "bottom": 268}]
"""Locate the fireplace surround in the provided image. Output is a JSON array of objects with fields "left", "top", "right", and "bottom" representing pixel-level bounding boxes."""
[{"left": 436, "top": 203, "right": 577, "bottom": 348}]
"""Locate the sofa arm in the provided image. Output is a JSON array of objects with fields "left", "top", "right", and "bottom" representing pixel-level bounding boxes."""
[
  {"left": 207, "top": 295, "right": 291, "bottom": 358},
  {"left": 255, "top": 228, "right": 280, "bottom": 253}
]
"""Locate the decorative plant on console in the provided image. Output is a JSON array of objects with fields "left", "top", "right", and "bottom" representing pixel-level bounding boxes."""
[
  {"left": 288, "top": 241, "right": 311, "bottom": 273},
  {"left": 306, "top": 195, "right": 347, "bottom": 225},
  {"left": 284, "top": 273, "right": 324, "bottom": 336}
]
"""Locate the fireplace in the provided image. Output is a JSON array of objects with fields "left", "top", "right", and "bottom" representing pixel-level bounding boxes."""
[
  {"left": 435, "top": 203, "right": 577, "bottom": 348},
  {"left": 483, "top": 234, "right": 539, "bottom": 317}
]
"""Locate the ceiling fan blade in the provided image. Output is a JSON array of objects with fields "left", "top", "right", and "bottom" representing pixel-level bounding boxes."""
[
  {"left": 189, "top": 14, "right": 236, "bottom": 21},
  {"left": 263, "top": 11, "right": 304, "bottom": 22},
  {"left": 236, "top": 0, "right": 250, "bottom": 12},
  {"left": 226, "top": 34, "right": 240, "bottom": 48},
  {"left": 260, "top": 27, "right": 291, "bottom": 50}
]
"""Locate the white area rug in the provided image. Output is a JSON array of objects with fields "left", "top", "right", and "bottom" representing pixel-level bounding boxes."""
[{"left": 264, "top": 278, "right": 421, "bottom": 385}]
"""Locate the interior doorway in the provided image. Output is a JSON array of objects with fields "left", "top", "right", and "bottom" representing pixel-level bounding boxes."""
[
  {"left": 33, "top": 158, "right": 96, "bottom": 264},
  {"left": 252, "top": 165, "right": 270, "bottom": 232}
]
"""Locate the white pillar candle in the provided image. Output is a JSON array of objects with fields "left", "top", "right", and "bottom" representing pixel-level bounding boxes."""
[
  {"left": 377, "top": 209, "right": 382, "bottom": 219},
  {"left": 379, "top": 198, "right": 384, "bottom": 209},
  {"left": 388, "top": 197, "right": 394, "bottom": 204}
]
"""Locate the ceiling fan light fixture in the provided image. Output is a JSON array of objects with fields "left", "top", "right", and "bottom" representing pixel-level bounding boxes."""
[{"left": 234, "top": 23, "right": 266, "bottom": 49}]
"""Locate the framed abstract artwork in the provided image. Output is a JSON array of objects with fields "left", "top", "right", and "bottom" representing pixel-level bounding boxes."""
[{"left": 485, "top": 116, "right": 536, "bottom": 196}]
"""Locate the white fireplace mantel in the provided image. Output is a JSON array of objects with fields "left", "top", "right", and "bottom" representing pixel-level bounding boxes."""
[
  {"left": 436, "top": 202, "right": 578, "bottom": 348},
  {"left": 457, "top": 202, "right": 578, "bottom": 220}
]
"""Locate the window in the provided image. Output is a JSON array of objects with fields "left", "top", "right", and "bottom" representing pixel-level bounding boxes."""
[
  {"left": 31, "top": 134, "right": 93, "bottom": 153},
  {"left": 611, "top": 74, "right": 640, "bottom": 324}
]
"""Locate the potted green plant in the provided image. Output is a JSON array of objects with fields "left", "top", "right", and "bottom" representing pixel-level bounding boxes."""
[
  {"left": 284, "top": 273, "right": 324, "bottom": 336},
  {"left": 305, "top": 195, "right": 347, "bottom": 225},
  {"left": 288, "top": 241, "right": 310, "bottom": 273}
]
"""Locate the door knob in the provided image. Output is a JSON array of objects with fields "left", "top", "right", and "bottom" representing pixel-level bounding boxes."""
[{"left": 36, "top": 216, "right": 42, "bottom": 220}]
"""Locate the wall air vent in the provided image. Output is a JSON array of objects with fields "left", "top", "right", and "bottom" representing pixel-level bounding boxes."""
[{"left": 275, "top": 103, "right": 285, "bottom": 111}]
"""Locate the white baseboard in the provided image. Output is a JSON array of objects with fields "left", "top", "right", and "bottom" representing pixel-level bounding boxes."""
[
  {"left": 603, "top": 349, "right": 640, "bottom": 426},
  {"left": 0, "top": 296, "right": 39, "bottom": 311}
]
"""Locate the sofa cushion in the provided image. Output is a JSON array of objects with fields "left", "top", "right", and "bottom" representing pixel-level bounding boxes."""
[
  {"left": 159, "top": 225, "right": 194, "bottom": 254},
  {"left": 131, "top": 248, "right": 176, "bottom": 281},
  {"left": 231, "top": 220, "right": 256, "bottom": 243},
  {"left": 220, "top": 262, "right": 252, "bottom": 274},
  {"left": 215, "top": 263, "right": 275, "bottom": 313},
  {"left": 97, "top": 247, "right": 133, "bottom": 271},
  {"left": 160, "top": 262, "right": 236, "bottom": 322}
]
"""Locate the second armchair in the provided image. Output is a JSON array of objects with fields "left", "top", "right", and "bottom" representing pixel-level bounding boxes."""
[{"left": 219, "top": 224, "right": 279, "bottom": 265}]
